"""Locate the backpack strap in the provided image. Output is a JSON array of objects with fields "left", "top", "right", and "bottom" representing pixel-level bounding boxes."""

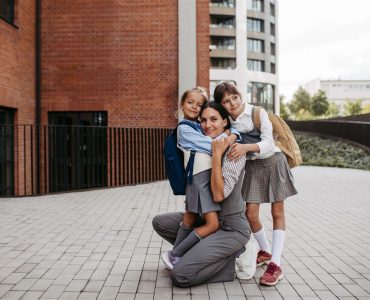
[
  {"left": 251, "top": 106, "right": 262, "bottom": 130},
  {"left": 184, "top": 150, "right": 195, "bottom": 184}
]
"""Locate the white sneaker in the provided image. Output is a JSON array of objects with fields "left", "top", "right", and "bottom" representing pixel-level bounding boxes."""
[
  {"left": 236, "top": 237, "right": 258, "bottom": 280},
  {"left": 162, "top": 251, "right": 174, "bottom": 270}
]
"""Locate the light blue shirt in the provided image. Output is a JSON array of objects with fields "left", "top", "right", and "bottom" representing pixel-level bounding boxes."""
[{"left": 177, "top": 120, "right": 241, "bottom": 155}]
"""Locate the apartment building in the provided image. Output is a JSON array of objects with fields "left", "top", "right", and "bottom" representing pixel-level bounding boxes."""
[
  {"left": 304, "top": 78, "right": 370, "bottom": 109},
  {"left": 209, "top": 0, "right": 279, "bottom": 113}
]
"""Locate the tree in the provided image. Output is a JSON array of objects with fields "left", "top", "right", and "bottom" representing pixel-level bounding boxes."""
[
  {"left": 362, "top": 103, "right": 370, "bottom": 114},
  {"left": 279, "top": 95, "right": 290, "bottom": 120},
  {"left": 326, "top": 101, "right": 341, "bottom": 118},
  {"left": 310, "top": 90, "right": 329, "bottom": 116},
  {"left": 288, "top": 87, "right": 311, "bottom": 116},
  {"left": 344, "top": 99, "right": 363, "bottom": 116}
]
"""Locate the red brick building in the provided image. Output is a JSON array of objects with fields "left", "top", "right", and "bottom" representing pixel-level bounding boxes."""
[{"left": 0, "top": 0, "right": 210, "bottom": 196}]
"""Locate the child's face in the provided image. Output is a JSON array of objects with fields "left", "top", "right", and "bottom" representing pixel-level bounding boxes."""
[
  {"left": 220, "top": 93, "right": 243, "bottom": 118},
  {"left": 200, "top": 107, "right": 227, "bottom": 139},
  {"left": 181, "top": 92, "right": 205, "bottom": 121}
]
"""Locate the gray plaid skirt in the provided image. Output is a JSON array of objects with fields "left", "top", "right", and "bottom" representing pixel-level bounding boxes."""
[{"left": 242, "top": 152, "right": 297, "bottom": 203}]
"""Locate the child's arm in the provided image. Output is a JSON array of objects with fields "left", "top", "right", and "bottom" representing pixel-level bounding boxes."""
[{"left": 177, "top": 124, "right": 213, "bottom": 155}]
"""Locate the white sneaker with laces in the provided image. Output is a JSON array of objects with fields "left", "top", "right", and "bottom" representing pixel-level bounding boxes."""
[{"left": 236, "top": 236, "right": 258, "bottom": 280}]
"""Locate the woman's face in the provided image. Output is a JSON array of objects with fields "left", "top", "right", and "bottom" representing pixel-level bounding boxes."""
[{"left": 200, "top": 107, "right": 228, "bottom": 138}]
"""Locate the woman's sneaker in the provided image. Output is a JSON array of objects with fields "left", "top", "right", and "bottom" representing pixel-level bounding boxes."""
[
  {"left": 259, "top": 262, "right": 284, "bottom": 286},
  {"left": 256, "top": 250, "right": 272, "bottom": 266}
]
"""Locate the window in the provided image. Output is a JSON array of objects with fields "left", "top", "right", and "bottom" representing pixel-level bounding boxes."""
[
  {"left": 247, "top": 18, "right": 264, "bottom": 32},
  {"left": 211, "top": 58, "right": 236, "bottom": 69},
  {"left": 247, "top": 39, "right": 264, "bottom": 53},
  {"left": 247, "top": 82, "right": 275, "bottom": 111},
  {"left": 247, "top": 0, "right": 264, "bottom": 12},
  {"left": 210, "top": 37, "right": 236, "bottom": 50},
  {"left": 247, "top": 59, "right": 265, "bottom": 71},
  {"left": 0, "top": 0, "right": 14, "bottom": 24},
  {"left": 270, "top": 3, "right": 275, "bottom": 16},
  {"left": 270, "top": 23, "right": 275, "bottom": 36},
  {"left": 0, "top": 107, "right": 15, "bottom": 196},
  {"left": 210, "top": 15, "right": 236, "bottom": 29},
  {"left": 270, "top": 63, "right": 276, "bottom": 74},
  {"left": 210, "top": 0, "right": 235, "bottom": 8},
  {"left": 270, "top": 42, "right": 276, "bottom": 55}
]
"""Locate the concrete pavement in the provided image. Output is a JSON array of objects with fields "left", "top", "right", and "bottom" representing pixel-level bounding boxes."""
[{"left": 0, "top": 166, "right": 370, "bottom": 299}]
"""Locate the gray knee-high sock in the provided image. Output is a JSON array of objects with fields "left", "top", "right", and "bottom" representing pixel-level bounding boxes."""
[
  {"left": 171, "top": 230, "right": 202, "bottom": 257},
  {"left": 173, "top": 223, "right": 193, "bottom": 248}
]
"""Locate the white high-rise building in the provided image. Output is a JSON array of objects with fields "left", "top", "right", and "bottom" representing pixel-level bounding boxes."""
[{"left": 209, "top": 0, "right": 279, "bottom": 113}]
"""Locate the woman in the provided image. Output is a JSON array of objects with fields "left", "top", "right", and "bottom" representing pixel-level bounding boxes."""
[{"left": 152, "top": 102, "right": 250, "bottom": 287}]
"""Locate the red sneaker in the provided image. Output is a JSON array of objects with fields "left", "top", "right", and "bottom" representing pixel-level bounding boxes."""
[
  {"left": 259, "top": 262, "right": 284, "bottom": 286},
  {"left": 256, "top": 250, "right": 272, "bottom": 266}
]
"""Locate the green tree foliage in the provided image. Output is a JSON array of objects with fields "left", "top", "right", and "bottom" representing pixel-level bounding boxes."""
[
  {"left": 310, "top": 90, "right": 329, "bottom": 116},
  {"left": 362, "top": 103, "right": 370, "bottom": 114},
  {"left": 344, "top": 99, "right": 363, "bottom": 116},
  {"left": 288, "top": 87, "right": 311, "bottom": 116},
  {"left": 326, "top": 101, "right": 341, "bottom": 118},
  {"left": 279, "top": 95, "right": 290, "bottom": 120}
]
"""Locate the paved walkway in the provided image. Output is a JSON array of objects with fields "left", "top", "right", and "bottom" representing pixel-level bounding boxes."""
[{"left": 0, "top": 166, "right": 369, "bottom": 300}]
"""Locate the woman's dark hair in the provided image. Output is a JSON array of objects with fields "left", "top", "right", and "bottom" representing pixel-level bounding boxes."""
[
  {"left": 200, "top": 101, "right": 231, "bottom": 129},
  {"left": 213, "top": 81, "right": 241, "bottom": 103}
]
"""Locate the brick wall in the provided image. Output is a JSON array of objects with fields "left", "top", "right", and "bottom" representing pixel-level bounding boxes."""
[
  {"left": 196, "top": 1, "right": 210, "bottom": 93},
  {"left": 0, "top": 0, "right": 36, "bottom": 124},
  {"left": 41, "top": 1, "right": 210, "bottom": 128}
]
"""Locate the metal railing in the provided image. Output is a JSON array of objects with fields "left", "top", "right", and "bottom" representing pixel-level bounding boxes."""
[{"left": 0, "top": 125, "right": 172, "bottom": 197}]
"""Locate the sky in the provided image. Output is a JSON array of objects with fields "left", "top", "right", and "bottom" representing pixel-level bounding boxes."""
[{"left": 278, "top": 0, "right": 370, "bottom": 101}]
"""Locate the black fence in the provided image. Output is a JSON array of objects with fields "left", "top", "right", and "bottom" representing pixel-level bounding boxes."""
[
  {"left": 0, "top": 125, "right": 171, "bottom": 197},
  {"left": 287, "top": 119, "right": 370, "bottom": 148}
]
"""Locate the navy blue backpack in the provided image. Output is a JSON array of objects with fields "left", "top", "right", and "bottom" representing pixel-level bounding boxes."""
[{"left": 164, "top": 121, "right": 198, "bottom": 195}]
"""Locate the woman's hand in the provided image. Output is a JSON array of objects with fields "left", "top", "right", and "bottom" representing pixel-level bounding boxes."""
[
  {"left": 212, "top": 138, "right": 229, "bottom": 158},
  {"left": 227, "top": 143, "right": 249, "bottom": 161}
]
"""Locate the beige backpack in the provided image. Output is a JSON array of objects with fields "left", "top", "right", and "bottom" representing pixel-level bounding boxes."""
[{"left": 252, "top": 106, "right": 302, "bottom": 168}]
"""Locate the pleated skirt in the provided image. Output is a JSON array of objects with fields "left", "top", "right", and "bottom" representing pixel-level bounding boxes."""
[
  {"left": 242, "top": 152, "right": 297, "bottom": 203},
  {"left": 185, "top": 169, "right": 221, "bottom": 214}
]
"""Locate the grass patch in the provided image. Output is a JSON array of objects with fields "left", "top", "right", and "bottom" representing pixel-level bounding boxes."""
[{"left": 294, "top": 132, "right": 370, "bottom": 170}]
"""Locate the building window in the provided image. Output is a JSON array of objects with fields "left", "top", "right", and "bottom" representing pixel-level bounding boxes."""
[
  {"left": 270, "top": 3, "right": 275, "bottom": 16},
  {"left": 0, "top": 107, "right": 15, "bottom": 196},
  {"left": 0, "top": 0, "right": 14, "bottom": 24},
  {"left": 247, "top": 0, "right": 264, "bottom": 12},
  {"left": 270, "top": 42, "right": 276, "bottom": 55},
  {"left": 247, "top": 18, "right": 264, "bottom": 32},
  {"left": 270, "top": 63, "right": 276, "bottom": 74},
  {"left": 247, "top": 39, "right": 264, "bottom": 53},
  {"left": 210, "top": 36, "right": 236, "bottom": 50},
  {"left": 270, "top": 23, "right": 275, "bottom": 36},
  {"left": 247, "top": 82, "right": 275, "bottom": 111},
  {"left": 247, "top": 59, "right": 265, "bottom": 71},
  {"left": 211, "top": 58, "right": 236, "bottom": 69},
  {"left": 210, "top": 15, "right": 236, "bottom": 29},
  {"left": 210, "top": 0, "right": 235, "bottom": 8}
]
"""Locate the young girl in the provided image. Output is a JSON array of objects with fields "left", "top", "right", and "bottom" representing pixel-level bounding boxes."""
[
  {"left": 213, "top": 82, "right": 297, "bottom": 286},
  {"left": 162, "top": 87, "right": 238, "bottom": 270}
]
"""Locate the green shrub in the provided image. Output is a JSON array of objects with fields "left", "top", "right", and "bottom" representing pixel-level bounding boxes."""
[{"left": 294, "top": 132, "right": 370, "bottom": 170}]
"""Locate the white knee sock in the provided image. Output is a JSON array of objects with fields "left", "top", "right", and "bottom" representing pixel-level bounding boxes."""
[
  {"left": 253, "top": 227, "right": 271, "bottom": 253},
  {"left": 271, "top": 229, "right": 285, "bottom": 266}
]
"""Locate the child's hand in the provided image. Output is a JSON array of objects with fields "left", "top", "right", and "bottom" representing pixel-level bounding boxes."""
[
  {"left": 227, "top": 143, "right": 248, "bottom": 161},
  {"left": 212, "top": 138, "right": 229, "bottom": 158}
]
